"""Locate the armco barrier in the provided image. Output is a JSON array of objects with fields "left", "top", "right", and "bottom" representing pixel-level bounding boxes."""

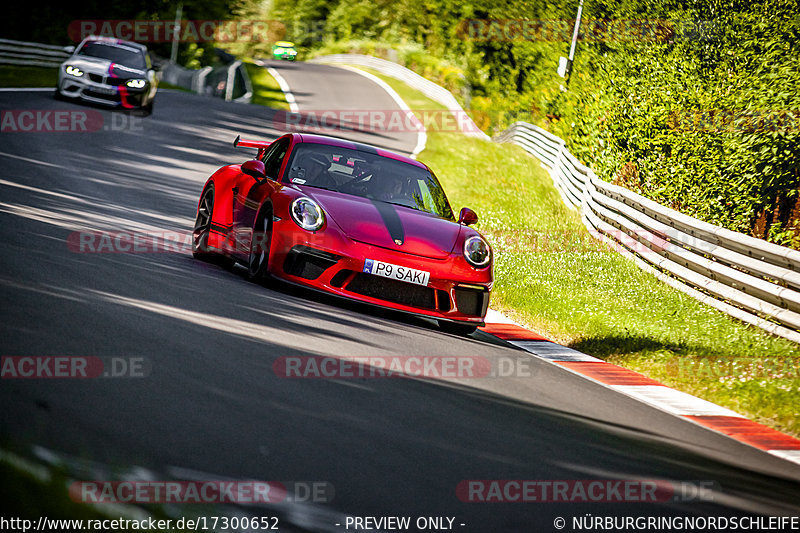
[
  {"left": 496, "top": 122, "right": 800, "bottom": 344},
  {"left": 0, "top": 38, "right": 70, "bottom": 67}
]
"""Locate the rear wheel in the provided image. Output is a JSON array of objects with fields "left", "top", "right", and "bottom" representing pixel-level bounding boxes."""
[
  {"left": 248, "top": 206, "right": 273, "bottom": 281},
  {"left": 192, "top": 186, "right": 215, "bottom": 260},
  {"left": 438, "top": 321, "right": 478, "bottom": 336}
]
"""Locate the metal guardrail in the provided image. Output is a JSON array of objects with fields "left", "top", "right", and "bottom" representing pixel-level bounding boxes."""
[
  {"left": 0, "top": 38, "right": 70, "bottom": 67},
  {"left": 156, "top": 59, "right": 252, "bottom": 103},
  {"left": 497, "top": 122, "right": 800, "bottom": 343},
  {"left": 310, "top": 54, "right": 489, "bottom": 140},
  {"left": 226, "top": 60, "right": 252, "bottom": 103}
]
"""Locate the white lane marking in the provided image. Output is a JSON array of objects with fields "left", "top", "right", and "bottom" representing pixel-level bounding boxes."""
[
  {"left": 333, "top": 64, "right": 427, "bottom": 159},
  {"left": 484, "top": 308, "right": 519, "bottom": 325},
  {"left": 768, "top": 449, "right": 800, "bottom": 466},
  {"left": 611, "top": 385, "right": 746, "bottom": 417},
  {"left": 510, "top": 340, "right": 602, "bottom": 362},
  {"left": 0, "top": 87, "right": 54, "bottom": 92},
  {"left": 0, "top": 151, "right": 62, "bottom": 168},
  {"left": 259, "top": 62, "right": 299, "bottom": 113}
]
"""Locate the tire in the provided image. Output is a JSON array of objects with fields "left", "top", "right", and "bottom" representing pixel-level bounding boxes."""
[
  {"left": 192, "top": 186, "right": 215, "bottom": 260},
  {"left": 134, "top": 100, "right": 153, "bottom": 117},
  {"left": 438, "top": 321, "right": 478, "bottom": 336},
  {"left": 53, "top": 88, "right": 65, "bottom": 101},
  {"left": 248, "top": 205, "right": 273, "bottom": 281}
]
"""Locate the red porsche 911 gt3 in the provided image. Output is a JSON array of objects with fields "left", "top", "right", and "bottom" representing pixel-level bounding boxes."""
[{"left": 192, "top": 133, "right": 492, "bottom": 335}]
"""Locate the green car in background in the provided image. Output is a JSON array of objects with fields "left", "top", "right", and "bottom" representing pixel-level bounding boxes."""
[{"left": 272, "top": 41, "right": 297, "bottom": 61}]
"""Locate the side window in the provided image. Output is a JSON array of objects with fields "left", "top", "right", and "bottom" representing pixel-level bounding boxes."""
[
  {"left": 414, "top": 179, "right": 435, "bottom": 212},
  {"left": 261, "top": 139, "right": 290, "bottom": 179}
]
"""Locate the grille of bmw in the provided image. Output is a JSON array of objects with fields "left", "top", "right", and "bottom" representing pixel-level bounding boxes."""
[
  {"left": 88, "top": 74, "right": 128, "bottom": 86},
  {"left": 282, "top": 246, "right": 340, "bottom": 280},
  {"left": 346, "top": 273, "right": 436, "bottom": 310}
]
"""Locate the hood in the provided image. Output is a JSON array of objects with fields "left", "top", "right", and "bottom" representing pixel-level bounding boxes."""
[
  {"left": 308, "top": 189, "right": 461, "bottom": 259},
  {"left": 66, "top": 56, "right": 147, "bottom": 79}
]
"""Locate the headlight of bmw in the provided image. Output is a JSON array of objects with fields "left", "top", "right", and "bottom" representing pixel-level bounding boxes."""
[
  {"left": 463, "top": 236, "right": 491, "bottom": 268},
  {"left": 65, "top": 65, "right": 83, "bottom": 77},
  {"left": 126, "top": 79, "right": 146, "bottom": 89},
  {"left": 290, "top": 197, "right": 325, "bottom": 231}
]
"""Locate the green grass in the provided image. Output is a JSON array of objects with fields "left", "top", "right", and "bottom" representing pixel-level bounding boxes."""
[
  {"left": 0, "top": 457, "right": 109, "bottom": 522},
  {"left": 0, "top": 446, "right": 216, "bottom": 530},
  {"left": 0, "top": 65, "right": 58, "bottom": 87},
  {"left": 352, "top": 66, "right": 800, "bottom": 437},
  {"left": 242, "top": 59, "right": 290, "bottom": 110}
]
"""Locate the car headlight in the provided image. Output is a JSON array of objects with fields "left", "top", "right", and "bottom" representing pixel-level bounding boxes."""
[
  {"left": 65, "top": 65, "right": 83, "bottom": 77},
  {"left": 291, "top": 197, "right": 324, "bottom": 231},
  {"left": 463, "top": 236, "right": 491, "bottom": 268},
  {"left": 126, "top": 79, "right": 146, "bottom": 88}
]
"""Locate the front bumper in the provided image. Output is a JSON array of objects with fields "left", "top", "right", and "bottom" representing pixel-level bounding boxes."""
[
  {"left": 272, "top": 51, "right": 297, "bottom": 61},
  {"left": 266, "top": 219, "right": 492, "bottom": 324},
  {"left": 57, "top": 75, "right": 151, "bottom": 109}
]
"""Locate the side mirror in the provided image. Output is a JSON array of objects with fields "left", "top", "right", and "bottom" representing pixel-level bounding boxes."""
[
  {"left": 63, "top": 45, "right": 75, "bottom": 54},
  {"left": 241, "top": 159, "right": 266, "bottom": 181},
  {"left": 458, "top": 207, "right": 479, "bottom": 226}
]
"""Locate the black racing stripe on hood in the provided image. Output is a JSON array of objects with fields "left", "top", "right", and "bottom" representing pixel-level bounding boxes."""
[{"left": 372, "top": 200, "right": 404, "bottom": 245}]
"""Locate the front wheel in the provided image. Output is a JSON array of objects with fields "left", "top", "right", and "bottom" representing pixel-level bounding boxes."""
[
  {"left": 248, "top": 206, "right": 273, "bottom": 281},
  {"left": 438, "top": 321, "right": 478, "bottom": 336},
  {"left": 193, "top": 186, "right": 215, "bottom": 260},
  {"left": 134, "top": 100, "right": 153, "bottom": 117}
]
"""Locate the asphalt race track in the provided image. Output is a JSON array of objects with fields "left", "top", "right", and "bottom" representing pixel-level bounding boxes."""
[
  {"left": 265, "top": 60, "right": 420, "bottom": 156},
  {"left": 1, "top": 63, "right": 800, "bottom": 531}
]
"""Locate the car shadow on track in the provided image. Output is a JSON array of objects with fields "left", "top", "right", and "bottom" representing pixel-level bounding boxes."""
[{"left": 221, "top": 259, "right": 464, "bottom": 338}]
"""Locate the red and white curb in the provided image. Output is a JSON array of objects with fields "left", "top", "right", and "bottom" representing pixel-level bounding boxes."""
[{"left": 481, "top": 310, "right": 800, "bottom": 467}]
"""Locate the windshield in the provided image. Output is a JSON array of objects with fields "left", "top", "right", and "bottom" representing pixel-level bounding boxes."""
[
  {"left": 77, "top": 42, "right": 147, "bottom": 70},
  {"left": 285, "top": 144, "right": 454, "bottom": 219}
]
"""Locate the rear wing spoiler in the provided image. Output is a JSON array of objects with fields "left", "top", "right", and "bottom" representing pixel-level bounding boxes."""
[{"left": 233, "top": 135, "right": 271, "bottom": 158}]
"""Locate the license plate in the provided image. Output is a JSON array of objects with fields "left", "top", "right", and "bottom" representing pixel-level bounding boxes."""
[
  {"left": 363, "top": 259, "right": 430, "bottom": 286},
  {"left": 92, "top": 85, "right": 117, "bottom": 95}
]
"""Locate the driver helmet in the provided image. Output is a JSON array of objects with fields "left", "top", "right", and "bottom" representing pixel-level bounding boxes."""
[{"left": 292, "top": 152, "right": 328, "bottom": 182}]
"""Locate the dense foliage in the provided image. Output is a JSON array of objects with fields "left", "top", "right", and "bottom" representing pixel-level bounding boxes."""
[
  {"left": 3, "top": 0, "right": 240, "bottom": 67},
  {"left": 265, "top": 0, "right": 800, "bottom": 246}
]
